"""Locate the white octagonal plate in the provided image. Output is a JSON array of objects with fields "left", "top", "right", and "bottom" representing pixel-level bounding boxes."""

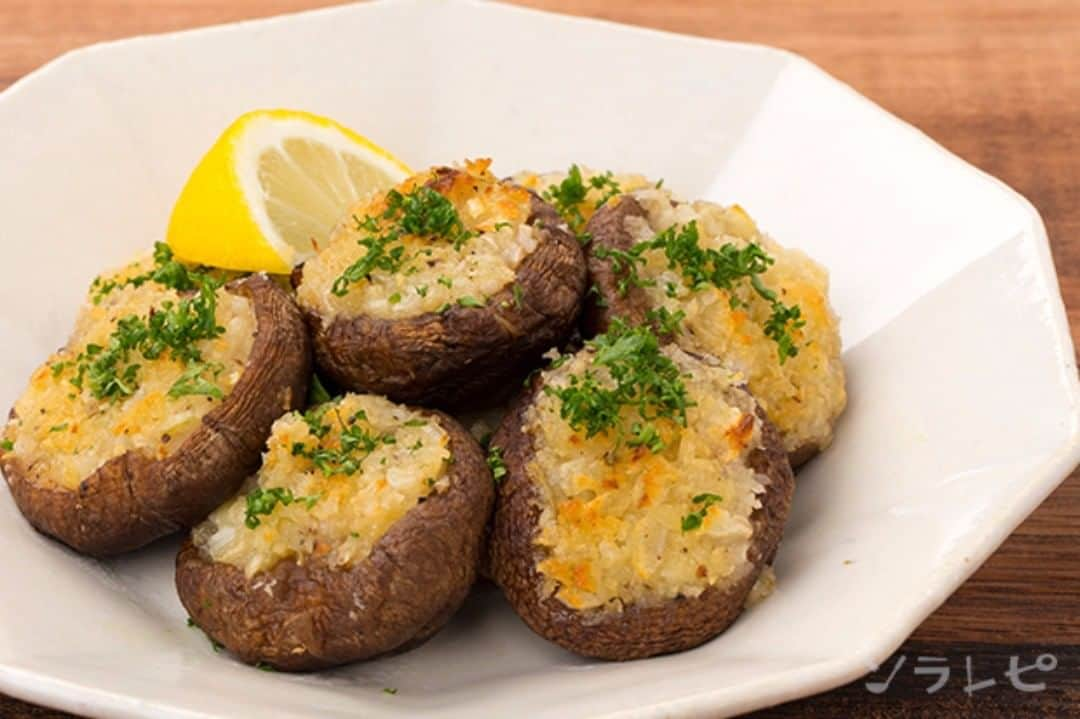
[{"left": 0, "top": 1, "right": 1077, "bottom": 717}]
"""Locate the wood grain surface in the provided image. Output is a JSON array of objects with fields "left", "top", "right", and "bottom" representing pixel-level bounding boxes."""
[{"left": 1, "top": 1, "right": 1077, "bottom": 717}]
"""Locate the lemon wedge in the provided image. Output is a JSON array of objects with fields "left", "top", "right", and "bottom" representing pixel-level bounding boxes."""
[{"left": 166, "top": 109, "right": 411, "bottom": 273}]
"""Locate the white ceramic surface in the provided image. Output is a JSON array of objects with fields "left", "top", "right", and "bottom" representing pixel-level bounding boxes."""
[{"left": 0, "top": 1, "right": 1077, "bottom": 717}]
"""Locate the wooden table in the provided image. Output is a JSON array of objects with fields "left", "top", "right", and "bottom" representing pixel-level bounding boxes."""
[{"left": 1, "top": 1, "right": 1077, "bottom": 716}]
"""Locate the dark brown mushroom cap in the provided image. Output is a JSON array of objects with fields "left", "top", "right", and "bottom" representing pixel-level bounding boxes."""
[
  {"left": 299, "top": 176, "right": 587, "bottom": 411},
  {"left": 175, "top": 409, "right": 494, "bottom": 671},
  {"left": 488, "top": 369, "right": 795, "bottom": 661},
  {"left": 1, "top": 274, "right": 311, "bottom": 557},
  {"left": 582, "top": 195, "right": 654, "bottom": 338}
]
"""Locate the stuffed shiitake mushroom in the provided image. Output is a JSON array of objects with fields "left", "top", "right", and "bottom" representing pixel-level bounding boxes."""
[
  {"left": 176, "top": 393, "right": 493, "bottom": 670},
  {"left": 0, "top": 246, "right": 310, "bottom": 556},
  {"left": 585, "top": 190, "right": 846, "bottom": 466},
  {"left": 295, "top": 159, "right": 586, "bottom": 410},
  {"left": 488, "top": 321, "right": 795, "bottom": 660}
]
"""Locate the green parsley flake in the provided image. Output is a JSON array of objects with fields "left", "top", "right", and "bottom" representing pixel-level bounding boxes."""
[
  {"left": 332, "top": 186, "right": 475, "bottom": 296},
  {"left": 302, "top": 405, "right": 332, "bottom": 438},
  {"left": 89, "top": 242, "right": 209, "bottom": 304},
  {"left": 331, "top": 235, "right": 408, "bottom": 296},
  {"left": 308, "top": 374, "right": 332, "bottom": 405},
  {"left": 544, "top": 320, "right": 692, "bottom": 454},
  {"left": 244, "top": 487, "right": 320, "bottom": 529},
  {"left": 289, "top": 405, "right": 397, "bottom": 478},
  {"left": 487, "top": 445, "right": 508, "bottom": 483},
  {"left": 680, "top": 493, "right": 723, "bottom": 532},
  {"left": 168, "top": 362, "right": 224, "bottom": 399},
  {"left": 645, "top": 306, "right": 686, "bottom": 336},
  {"left": 542, "top": 164, "right": 623, "bottom": 239}
]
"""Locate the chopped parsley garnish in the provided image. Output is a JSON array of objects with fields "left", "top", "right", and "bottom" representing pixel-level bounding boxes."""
[
  {"left": 587, "top": 282, "right": 609, "bottom": 308},
  {"left": 168, "top": 362, "right": 224, "bottom": 399},
  {"left": 415, "top": 284, "right": 429, "bottom": 298},
  {"left": 0, "top": 440, "right": 12, "bottom": 451},
  {"left": 544, "top": 320, "right": 692, "bottom": 453},
  {"left": 244, "top": 487, "right": 319, "bottom": 529},
  {"left": 387, "top": 186, "right": 471, "bottom": 247},
  {"left": 680, "top": 493, "right": 723, "bottom": 532},
  {"left": 403, "top": 418, "right": 427, "bottom": 427},
  {"left": 591, "top": 243, "right": 651, "bottom": 296},
  {"left": 487, "top": 445, "right": 508, "bottom": 483},
  {"left": 308, "top": 373, "right": 332, "bottom": 405},
  {"left": 512, "top": 283, "right": 524, "bottom": 309},
  {"left": 542, "top": 164, "right": 624, "bottom": 240},
  {"left": 457, "top": 295, "right": 484, "bottom": 308},
  {"left": 354, "top": 213, "right": 379, "bottom": 233},
  {"left": 302, "top": 405, "right": 332, "bottom": 438},
  {"left": 331, "top": 234, "right": 408, "bottom": 296},
  {"left": 290, "top": 428, "right": 391, "bottom": 476},
  {"left": 595, "top": 220, "right": 805, "bottom": 363},
  {"left": 544, "top": 164, "right": 589, "bottom": 231},
  {"left": 332, "top": 185, "right": 475, "bottom": 296},
  {"left": 289, "top": 405, "right": 396, "bottom": 477},
  {"left": 68, "top": 261, "right": 226, "bottom": 401},
  {"left": 388, "top": 292, "right": 402, "bottom": 305},
  {"left": 626, "top": 422, "right": 664, "bottom": 453},
  {"left": 437, "top": 275, "right": 453, "bottom": 288},
  {"left": 89, "top": 242, "right": 213, "bottom": 304},
  {"left": 589, "top": 170, "right": 623, "bottom": 210},
  {"left": 645, "top": 306, "right": 686, "bottom": 336},
  {"left": 383, "top": 687, "right": 398, "bottom": 695},
  {"left": 48, "top": 423, "right": 69, "bottom": 433}
]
